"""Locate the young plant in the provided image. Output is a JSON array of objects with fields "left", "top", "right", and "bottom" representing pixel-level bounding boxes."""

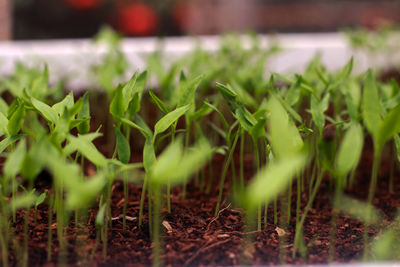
[{"left": 147, "top": 137, "right": 212, "bottom": 267}]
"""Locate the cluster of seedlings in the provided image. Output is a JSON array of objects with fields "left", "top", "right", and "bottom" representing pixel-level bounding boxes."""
[{"left": 1, "top": 29, "right": 400, "bottom": 266}]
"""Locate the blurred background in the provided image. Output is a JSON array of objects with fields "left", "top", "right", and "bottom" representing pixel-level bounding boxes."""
[{"left": 0, "top": 0, "right": 399, "bottom": 40}]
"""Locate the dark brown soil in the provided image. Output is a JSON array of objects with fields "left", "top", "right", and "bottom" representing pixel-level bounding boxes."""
[{"left": 6, "top": 139, "right": 400, "bottom": 267}]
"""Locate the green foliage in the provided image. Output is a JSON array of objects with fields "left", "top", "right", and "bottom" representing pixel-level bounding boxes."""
[
  {"left": 2, "top": 30, "right": 400, "bottom": 265},
  {"left": 335, "top": 123, "right": 364, "bottom": 178},
  {"left": 245, "top": 153, "right": 307, "bottom": 208},
  {"left": 114, "top": 126, "right": 130, "bottom": 164},
  {"left": 153, "top": 104, "right": 190, "bottom": 142},
  {"left": 363, "top": 70, "right": 382, "bottom": 140},
  {"left": 149, "top": 138, "right": 212, "bottom": 186}
]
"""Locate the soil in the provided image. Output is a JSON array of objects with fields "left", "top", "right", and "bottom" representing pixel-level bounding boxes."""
[{"left": 6, "top": 138, "right": 400, "bottom": 267}]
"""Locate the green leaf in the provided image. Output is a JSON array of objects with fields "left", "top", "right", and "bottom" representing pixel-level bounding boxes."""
[
  {"left": 246, "top": 153, "right": 307, "bottom": 208},
  {"left": 52, "top": 91, "right": 74, "bottom": 116},
  {"left": 35, "top": 192, "right": 46, "bottom": 207},
  {"left": 274, "top": 92, "right": 302, "bottom": 123},
  {"left": 9, "top": 192, "right": 36, "bottom": 212},
  {"left": 336, "top": 123, "right": 364, "bottom": 177},
  {"left": 216, "top": 82, "right": 238, "bottom": 112},
  {"left": 109, "top": 85, "right": 125, "bottom": 120},
  {"left": 21, "top": 135, "right": 57, "bottom": 180},
  {"left": 377, "top": 103, "right": 400, "bottom": 148},
  {"left": 333, "top": 57, "right": 353, "bottom": 87},
  {"left": 0, "top": 97, "right": 9, "bottom": 116},
  {"left": 285, "top": 77, "right": 301, "bottom": 106},
  {"left": 96, "top": 203, "right": 107, "bottom": 228},
  {"left": 65, "top": 172, "right": 106, "bottom": 210},
  {"left": 77, "top": 92, "right": 91, "bottom": 134},
  {"left": 345, "top": 92, "right": 358, "bottom": 121},
  {"left": 31, "top": 96, "right": 58, "bottom": 124},
  {"left": 149, "top": 89, "right": 169, "bottom": 114},
  {"left": 67, "top": 135, "right": 108, "bottom": 167},
  {"left": 310, "top": 94, "right": 329, "bottom": 134},
  {"left": 31, "top": 65, "right": 49, "bottom": 99},
  {"left": 0, "top": 135, "right": 24, "bottom": 154},
  {"left": 178, "top": 74, "right": 204, "bottom": 107},
  {"left": 150, "top": 139, "right": 182, "bottom": 185},
  {"left": 249, "top": 118, "right": 267, "bottom": 141},
  {"left": 268, "top": 96, "right": 303, "bottom": 159},
  {"left": 143, "top": 138, "right": 156, "bottom": 172},
  {"left": 150, "top": 138, "right": 212, "bottom": 186},
  {"left": 135, "top": 70, "right": 148, "bottom": 94},
  {"left": 122, "top": 71, "right": 139, "bottom": 107},
  {"left": 188, "top": 102, "right": 212, "bottom": 123},
  {"left": 235, "top": 106, "right": 256, "bottom": 133},
  {"left": 120, "top": 117, "right": 151, "bottom": 139},
  {"left": 7, "top": 100, "right": 25, "bottom": 136},
  {"left": 153, "top": 104, "right": 190, "bottom": 140},
  {"left": 4, "top": 139, "right": 26, "bottom": 178},
  {"left": 114, "top": 126, "right": 130, "bottom": 164},
  {"left": 0, "top": 111, "right": 9, "bottom": 136},
  {"left": 363, "top": 70, "right": 382, "bottom": 139}
]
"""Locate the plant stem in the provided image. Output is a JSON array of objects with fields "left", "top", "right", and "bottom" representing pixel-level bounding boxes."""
[
  {"left": 253, "top": 139, "right": 261, "bottom": 231},
  {"left": 47, "top": 192, "right": 54, "bottom": 262},
  {"left": 389, "top": 147, "right": 395, "bottom": 193},
  {"left": 139, "top": 174, "right": 148, "bottom": 226},
  {"left": 293, "top": 170, "right": 323, "bottom": 256},
  {"left": 215, "top": 131, "right": 240, "bottom": 217},
  {"left": 123, "top": 171, "right": 128, "bottom": 230},
  {"left": 0, "top": 204, "right": 9, "bottom": 267},
  {"left": 152, "top": 186, "right": 161, "bottom": 267},
  {"left": 239, "top": 130, "right": 245, "bottom": 190},
  {"left": 363, "top": 151, "right": 381, "bottom": 260},
  {"left": 287, "top": 183, "right": 292, "bottom": 225}
]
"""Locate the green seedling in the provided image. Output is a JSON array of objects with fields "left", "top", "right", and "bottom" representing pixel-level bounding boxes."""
[
  {"left": 362, "top": 69, "right": 400, "bottom": 257},
  {"left": 148, "top": 137, "right": 212, "bottom": 267}
]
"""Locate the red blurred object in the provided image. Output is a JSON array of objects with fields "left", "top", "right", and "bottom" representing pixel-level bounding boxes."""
[
  {"left": 64, "top": 0, "right": 100, "bottom": 10},
  {"left": 172, "top": 2, "right": 200, "bottom": 31},
  {"left": 118, "top": 3, "right": 158, "bottom": 36}
]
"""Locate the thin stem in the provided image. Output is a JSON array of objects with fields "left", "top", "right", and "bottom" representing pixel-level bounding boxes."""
[
  {"left": 215, "top": 131, "right": 240, "bottom": 217},
  {"left": 293, "top": 170, "right": 323, "bottom": 256},
  {"left": 363, "top": 151, "right": 381, "bottom": 260},
  {"left": 152, "top": 186, "right": 162, "bottom": 267},
  {"left": 253, "top": 139, "right": 261, "bottom": 231},
  {"left": 239, "top": 131, "right": 245, "bottom": 190},
  {"left": 139, "top": 174, "right": 148, "bottom": 226},
  {"left": 123, "top": 171, "right": 128, "bottom": 230},
  {"left": 47, "top": 192, "right": 54, "bottom": 262}
]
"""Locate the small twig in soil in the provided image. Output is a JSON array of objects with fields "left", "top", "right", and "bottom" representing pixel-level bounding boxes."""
[
  {"left": 111, "top": 215, "right": 137, "bottom": 221},
  {"left": 206, "top": 203, "right": 231, "bottom": 232}
]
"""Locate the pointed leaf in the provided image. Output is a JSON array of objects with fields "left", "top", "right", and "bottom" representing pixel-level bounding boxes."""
[
  {"left": 377, "top": 103, "right": 400, "bottom": 148},
  {"left": 154, "top": 104, "right": 190, "bottom": 139},
  {"left": 336, "top": 123, "right": 364, "bottom": 177},
  {"left": 246, "top": 154, "right": 307, "bottom": 207},
  {"left": 67, "top": 135, "right": 107, "bottom": 167},
  {"left": 363, "top": 70, "right": 382, "bottom": 139},
  {"left": 31, "top": 97, "right": 58, "bottom": 124},
  {"left": 114, "top": 126, "right": 130, "bottom": 164},
  {"left": 149, "top": 89, "right": 169, "bottom": 114}
]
